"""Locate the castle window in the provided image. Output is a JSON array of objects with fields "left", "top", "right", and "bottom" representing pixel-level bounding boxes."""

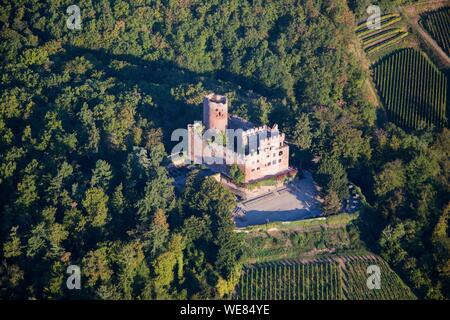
[
  {"left": 279, "top": 159, "right": 282, "bottom": 163},
  {"left": 272, "top": 160, "right": 276, "bottom": 165},
  {"left": 257, "top": 167, "right": 260, "bottom": 170},
  {"left": 279, "top": 151, "right": 283, "bottom": 156}
]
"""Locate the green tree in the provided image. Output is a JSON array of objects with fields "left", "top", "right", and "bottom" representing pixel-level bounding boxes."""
[
  {"left": 315, "top": 156, "right": 349, "bottom": 200},
  {"left": 20, "top": 48, "right": 48, "bottom": 66},
  {"left": 323, "top": 190, "right": 341, "bottom": 216},
  {"left": 293, "top": 113, "right": 312, "bottom": 150},
  {"left": 374, "top": 160, "right": 406, "bottom": 197},
  {"left": 153, "top": 234, "right": 185, "bottom": 298},
  {"left": 82, "top": 187, "right": 109, "bottom": 227},
  {"left": 229, "top": 164, "right": 244, "bottom": 185},
  {"left": 82, "top": 247, "right": 113, "bottom": 288},
  {"left": 331, "top": 120, "right": 371, "bottom": 165},
  {"left": 147, "top": 209, "right": 170, "bottom": 256},
  {"left": 91, "top": 160, "right": 113, "bottom": 190},
  {"left": 137, "top": 168, "right": 175, "bottom": 221},
  {"left": 255, "top": 97, "right": 272, "bottom": 125},
  {"left": 111, "top": 183, "right": 126, "bottom": 215},
  {"left": 3, "top": 226, "right": 22, "bottom": 258}
]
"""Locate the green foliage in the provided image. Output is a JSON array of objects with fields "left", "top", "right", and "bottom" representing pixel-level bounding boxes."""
[
  {"left": 136, "top": 168, "right": 175, "bottom": 222},
  {"left": 292, "top": 113, "right": 312, "bottom": 150},
  {"left": 153, "top": 234, "right": 185, "bottom": 297},
  {"left": 371, "top": 127, "right": 450, "bottom": 298},
  {"left": 247, "top": 177, "right": 277, "bottom": 190},
  {"left": 229, "top": 164, "right": 244, "bottom": 185},
  {"left": 82, "top": 247, "right": 113, "bottom": 288},
  {"left": 0, "top": 0, "right": 446, "bottom": 300},
  {"left": 91, "top": 160, "right": 113, "bottom": 190},
  {"left": 241, "top": 214, "right": 362, "bottom": 262},
  {"left": 3, "top": 227, "right": 21, "bottom": 258},
  {"left": 82, "top": 187, "right": 109, "bottom": 228},
  {"left": 20, "top": 48, "right": 49, "bottom": 66},
  {"left": 189, "top": 177, "right": 237, "bottom": 216},
  {"left": 330, "top": 120, "right": 371, "bottom": 165},
  {"left": 254, "top": 97, "right": 272, "bottom": 125},
  {"left": 323, "top": 190, "right": 341, "bottom": 216},
  {"left": 147, "top": 209, "right": 170, "bottom": 256},
  {"left": 374, "top": 160, "right": 406, "bottom": 197},
  {"left": 315, "top": 155, "right": 350, "bottom": 200}
]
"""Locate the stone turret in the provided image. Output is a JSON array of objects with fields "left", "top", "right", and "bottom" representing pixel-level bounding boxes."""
[{"left": 203, "top": 93, "right": 228, "bottom": 132}]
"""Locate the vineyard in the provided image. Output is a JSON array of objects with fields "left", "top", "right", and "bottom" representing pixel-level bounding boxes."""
[
  {"left": 356, "top": 13, "right": 408, "bottom": 55},
  {"left": 372, "top": 48, "right": 448, "bottom": 129},
  {"left": 344, "top": 257, "right": 415, "bottom": 300},
  {"left": 420, "top": 7, "right": 450, "bottom": 56},
  {"left": 234, "top": 256, "right": 416, "bottom": 300}
]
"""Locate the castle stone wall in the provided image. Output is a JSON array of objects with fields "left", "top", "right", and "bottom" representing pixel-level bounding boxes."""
[{"left": 188, "top": 94, "right": 291, "bottom": 184}]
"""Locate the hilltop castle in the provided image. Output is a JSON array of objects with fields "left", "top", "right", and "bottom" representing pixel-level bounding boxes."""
[{"left": 186, "top": 94, "right": 295, "bottom": 185}]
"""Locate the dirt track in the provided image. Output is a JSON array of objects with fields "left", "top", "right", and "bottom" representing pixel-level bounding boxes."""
[{"left": 400, "top": 3, "right": 450, "bottom": 69}]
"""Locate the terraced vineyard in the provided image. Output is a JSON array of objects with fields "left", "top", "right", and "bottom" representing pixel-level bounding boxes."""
[
  {"left": 420, "top": 7, "right": 450, "bottom": 56},
  {"left": 356, "top": 13, "right": 408, "bottom": 54},
  {"left": 373, "top": 48, "right": 448, "bottom": 129},
  {"left": 234, "top": 256, "right": 416, "bottom": 300}
]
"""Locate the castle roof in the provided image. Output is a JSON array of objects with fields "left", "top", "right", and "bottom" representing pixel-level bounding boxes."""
[
  {"left": 228, "top": 116, "right": 254, "bottom": 131},
  {"left": 205, "top": 93, "right": 227, "bottom": 104}
]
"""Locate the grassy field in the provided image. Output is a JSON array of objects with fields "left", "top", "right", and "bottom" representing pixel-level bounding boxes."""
[
  {"left": 234, "top": 256, "right": 416, "bottom": 300},
  {"left": 372, "top": 48, "right": 448, "bottom": 129},
  {"left": 239, "top": 213, "right": 366, "bottom": 264}
]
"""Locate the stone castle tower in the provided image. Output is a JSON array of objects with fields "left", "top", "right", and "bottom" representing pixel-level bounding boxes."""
[
  {"left": 184, "top": 93, "right": 295, "bottom": 184},
  {"left": 203, "top": 93, "right": 228, "bottom": 132}
]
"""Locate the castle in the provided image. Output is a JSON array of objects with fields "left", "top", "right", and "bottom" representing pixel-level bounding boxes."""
[{"left": 186, "top": 93, "right": 295, "bottom": 185}]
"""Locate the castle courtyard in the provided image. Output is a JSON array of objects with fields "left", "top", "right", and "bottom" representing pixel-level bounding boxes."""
[{"left": 233, "top": 171, "right": 323, "bottom": 228}]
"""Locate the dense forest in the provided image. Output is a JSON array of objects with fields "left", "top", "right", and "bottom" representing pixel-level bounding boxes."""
[{"left": 0, "top": 0, "right": 448, "bottom": 299}]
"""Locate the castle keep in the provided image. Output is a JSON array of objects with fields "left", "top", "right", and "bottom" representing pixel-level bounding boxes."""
[
  {"left": 187, "top": 94, "right": 294, "bottom": 184},
  {"left": 203, "top": 93, "right": 228, "bottom": 132}
]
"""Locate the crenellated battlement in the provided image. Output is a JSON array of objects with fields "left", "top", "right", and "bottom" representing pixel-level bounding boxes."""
[{"left": 186, "top": 93, "right": 290, "bottom": 183}]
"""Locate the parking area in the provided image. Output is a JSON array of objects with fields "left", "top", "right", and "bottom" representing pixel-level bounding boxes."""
[
  {"left": 344, "top": 184, "right": 362, "bottom": 213},
  {"left": 234, "top": 171, "right": 323, "bottom": 228}
]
